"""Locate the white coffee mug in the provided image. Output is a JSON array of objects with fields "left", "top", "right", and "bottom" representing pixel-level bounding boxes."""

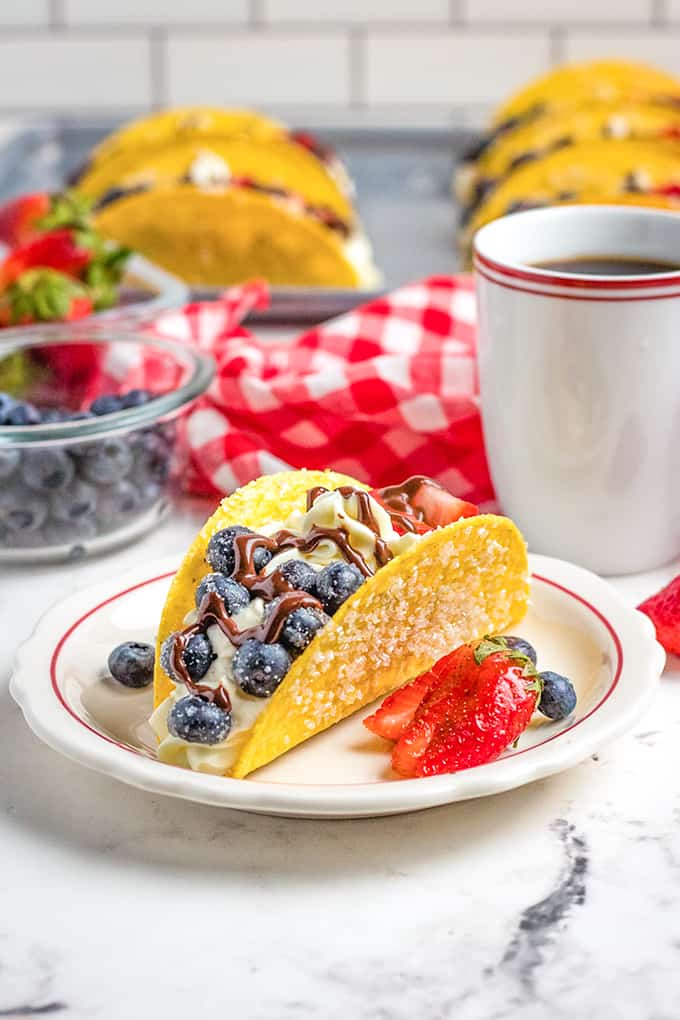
[{"left": 474, "top": 205, "right": 680, "bottom": 575}]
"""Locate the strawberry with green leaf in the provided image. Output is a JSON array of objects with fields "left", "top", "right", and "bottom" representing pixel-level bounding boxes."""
[{"left": 0, "top": 268, "right": 92, "bottom": 326}]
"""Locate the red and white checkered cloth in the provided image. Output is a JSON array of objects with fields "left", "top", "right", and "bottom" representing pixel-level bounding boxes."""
[{"left": 147, "top": 275, "right": 494, "bottom": 506}]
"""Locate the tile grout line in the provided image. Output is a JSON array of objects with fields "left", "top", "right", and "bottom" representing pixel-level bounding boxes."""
[
  {"left": 149, "top": 28, "right": 167, "bottom": 111},
  {"left": 48, "top": 0, "right": 65, "bottom": 30},
  {"left": 349, "top": 28, "right": 365, "bottom": 110},
  {"left": 549, "top": 25, "right": 566, "bottom": 65}
]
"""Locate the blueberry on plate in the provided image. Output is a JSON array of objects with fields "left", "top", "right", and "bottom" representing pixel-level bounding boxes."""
[
  {"left": 0, "top": 487, "right": 48, "bottom": 533},
  {"left": 119, "top": 388, "right": 151, "bottom": 409},
  {"left": 207, "top": 525, "right": 271, "bottom": 575},
  {"left": 537, "top": 671, "right": 577, "bottom": 721},
  {"left": 21, "top": 448, "right": 75, "bottom": 492},
  {"left": 90, "top": 393, "right": 123, "bottom": 416},
  {"left": 96, "top": 480, "right": 140, "bottom": 527},
  {"left": 195, "top": 573, "right": 250, "bottom": 615},
  {"left": 0, "top": 449, "right": 20, "bottom": 480},
  {"left": 5, "top": 401, "right": 41, "bottom": 426},
  {"left": 78, "top": 437, "right": 133, "bottom": 485},
  {"left": 233, "top": 638, "right": 290, "bottom": 697},
  {"left": 279, "top": 604, "right": 329, "bottom": 654},
  {"left": 502, "top": 635, "right": 538, "bottom": 665},
  {"left": 50, "top": 478, "right": 97, "bottom": 523},
  {"left": 181, "top": 631, "right": 215, "bottom": 680},
  {"left": 277, "top": 558, "right": 318, "bottom": 594},
  {"left": 168, "top": 695, "right": 231, "bottom": 745},
  {"left": 108, "top": 640, "right": 155, "bottom": 688},
  {"left": 315, "top": 561, "right": 364, "bottom": 615}
]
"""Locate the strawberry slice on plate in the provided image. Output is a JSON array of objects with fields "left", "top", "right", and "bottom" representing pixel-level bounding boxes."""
[
  {"left": 639, "top": 575, "right": 680, "bottom": 656},
  {"left": 389, "top": 636, "right": 540, "bottom": 778},
  {"left": 364, "top": 671, "right": 436, "bottom": 741}
]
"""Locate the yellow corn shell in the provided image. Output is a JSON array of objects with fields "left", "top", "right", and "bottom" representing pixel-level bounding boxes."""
[{"left": 232, "top": 513, "right": 528, "bottom": 778}]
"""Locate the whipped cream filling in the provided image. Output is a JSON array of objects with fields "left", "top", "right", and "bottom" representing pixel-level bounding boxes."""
[{"left": 150, "top": 488, "right": 420, "bottom": 774}]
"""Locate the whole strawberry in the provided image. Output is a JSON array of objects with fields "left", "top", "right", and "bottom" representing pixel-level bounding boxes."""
[
  {"left": 390, "top": 636, "right": 541, "bottom": 778},
  {"left": 639, "top": 575, "right": 680, "bottom": 656},
  {"left": 0, "top": 268, "right": 92, "bottom": 326}
]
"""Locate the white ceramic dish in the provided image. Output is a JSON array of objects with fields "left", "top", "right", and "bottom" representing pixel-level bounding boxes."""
[{"left": 10, "top": 553, "right": 664, "bottom": 818}]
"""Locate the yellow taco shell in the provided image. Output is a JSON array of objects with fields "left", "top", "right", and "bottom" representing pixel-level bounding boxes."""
[
  {"left": 93, "top": 184, "right": 366, "bottom": 287},
  {"left": 79, "top": 135, "right": 354, "bottom": 223},
  {"left": 466, "top": 139, "right": 680, "bottom": 240},
  {"left": 493, "top": 59, "right": 680, "bottom": 127},
  {"left": 87, "top": 107, "right": 285, "bottom": 168}
]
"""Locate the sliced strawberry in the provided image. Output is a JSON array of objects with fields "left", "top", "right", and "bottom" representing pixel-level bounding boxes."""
[
  {"left": 0, "top": 192, "right": 50, "bottom": 247},
  {"left": 364, "top": 672, "right": 435, "bottom": 741},
  {"left": 639, "top": 575, "right": 680, "bottom": 656},
  {"left": 408, "top": 481, "right": 478, "bottom": 528},
  {"left": 0, "top": 228, "right": 92, "bottom": 286},
  {"left": 391, "top": 638, "right": 540, "bottom": 778}
]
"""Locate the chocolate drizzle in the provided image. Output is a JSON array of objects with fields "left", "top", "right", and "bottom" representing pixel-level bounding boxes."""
[
  {"left": 166, "top": 483, "right": 401, "bottom": 706},
  {"left": 376, "top": 475, "right": 445, "bottom": 531}
]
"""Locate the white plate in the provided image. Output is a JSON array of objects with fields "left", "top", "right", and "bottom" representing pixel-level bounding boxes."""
[{"left": 10, "top": 553, "right": 664, "bottom": 818}]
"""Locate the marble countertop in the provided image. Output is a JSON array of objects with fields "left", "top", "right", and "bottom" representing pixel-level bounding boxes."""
[{"left": 2, "top": 502, "right": 679, "bottom": 1020}]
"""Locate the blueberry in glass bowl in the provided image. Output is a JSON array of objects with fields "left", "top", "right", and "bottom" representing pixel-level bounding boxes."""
[{"left": 0, "top": 325, "right": 214, "bottom": 563}]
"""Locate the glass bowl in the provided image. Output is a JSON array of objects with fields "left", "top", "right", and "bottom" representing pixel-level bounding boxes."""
[{"left": 0, "top": 325, "right": 214, "bottom": 563}]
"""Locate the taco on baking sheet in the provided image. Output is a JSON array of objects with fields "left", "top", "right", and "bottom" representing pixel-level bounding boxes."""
[
  {"left": 150, "top": 470, "right": 529, "bottom": 778},
  {"left": 77, "top": 134, "right": 355, "bottom": 224},
  {"left": 92, "top": 180, "right": 378, "bottom": 288},
  {"left": 493, "top": 59, "right": 680, "bottom": 131},
  {"left": 457, "top": 102, "right": 680, "bottom": 212},
  {"left": 461, "top": 140, "right": 680, "bottom": 257}
]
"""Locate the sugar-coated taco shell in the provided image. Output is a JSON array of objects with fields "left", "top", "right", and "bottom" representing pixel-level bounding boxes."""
[
  {"left": 466, "top": 139, "right": 680, "bottom": 238},
  {"left": 232, "top": 513, "right": 528, "bottom": 777},
  {"left": 493, "top": 59, "right": 680, "bottom": 127},
  {"left": 460, "top": 102, "right": 680, "bottom": 206},
  {"left": 78, "top": 135, "right": 354, "bottom": 222},
  {"left": 155, "top": 470, "right": 529, "bottom": 778},
  {"left": 93, "top": 185, "right": 363, "bottom": 287},
  {"left": 86, "top": 107, "right": 285, "bottom": 169}
]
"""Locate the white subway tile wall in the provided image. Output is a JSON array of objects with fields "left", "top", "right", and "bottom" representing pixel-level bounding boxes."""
[{"left": 0, "top": 0, "right": 675, "bottom": 120}]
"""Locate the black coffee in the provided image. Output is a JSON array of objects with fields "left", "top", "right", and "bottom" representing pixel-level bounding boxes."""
[{"left": 532, "top": 256, "right": 680, "bottom": 275}]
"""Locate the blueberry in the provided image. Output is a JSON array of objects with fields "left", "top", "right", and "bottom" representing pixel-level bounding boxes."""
[
  {"left": 40, "top": 408, "right": 69, "bottom": 424},
  {"left": 168, "top": 695, "right": 231, "bottom": 745},
  {"left": 0, "top": 487, "right": 48, "bottom": 532},
  {"left": 134, "top": 477, "right": 162, "bottom": 509},
  {"left": 0, "top": 449, "right": 20, "bottom": 480},
  {"left": 96, "top": 480, "right": 140, "bottom": 527},
  {"left": 90, "top": 393, "right": 123, "bottom": 416},
  {"left": 195, "top": 573, "right": 250, "bottom": 614},
  {"left": 21, "top": 449, "right": 75, "bottom": 492},
  {"left": 279, "top": 604, "right": 329, "bottom": 653},
  {"left": 182, "top": 631, "right": 214, "bottom": 680},
  {"left": 120, "top": 388, "right": 151, "bottom": 409},
  {"left": 538, "top": 671, "right": 577, "bottom": 721},
  {"left": 0, "top": 392, "right": 18, "bottom": 424},
  {"left": 160, "top": 633, "right": 179, "bottom": 680},
  {"left": 502, "top": 635, "right": 538, "bottom": 666},
  {"left": 78, "top": 438, "right": 133, "bottom": 485},
  {"left": 277, "top": 558, "right": 318, "bottom": 594},
  {"left": 314, "top": 562, "right": 364, "bottom": 615},
  {"left": 108, "top": 640, "right": 155, "bottom": 688},
  {"left": 43, "top": 515, "right": 97, "bottom": 546},
  {"left": 50, "top": 478, "right": 97, "bottom": 523},
  {"left": 232, "top": 639, "right": 291, "bottom": 697},
  {"left": 206, "top": 525, "right": 267, "bottom": 575},
  {"left": 5, "top": 401, "right": 41, "bottom": 426}
]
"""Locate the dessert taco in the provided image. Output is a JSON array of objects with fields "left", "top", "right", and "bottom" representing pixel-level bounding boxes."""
[
  {"left": 93, "top": 181, "right": 378, "bottom": 287},
  {"left": 462, "top": 139, "right": 680, "bottom": 253},
  {"left": 151, "top": 470, "right": 529, "bottom": 778},
  {"left": 77, "top": 134, "right": 354, "bottom": 222},
  {"left": 457, "top": 102, "right": 680, "bottom": 211},
  {"left": 83, "top": 107, "right": 286, "bottom": 170}
]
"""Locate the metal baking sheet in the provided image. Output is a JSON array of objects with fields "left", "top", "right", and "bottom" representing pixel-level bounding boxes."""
[{"left": 0, "top": 116, "right": 476, "bottom": 324}]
